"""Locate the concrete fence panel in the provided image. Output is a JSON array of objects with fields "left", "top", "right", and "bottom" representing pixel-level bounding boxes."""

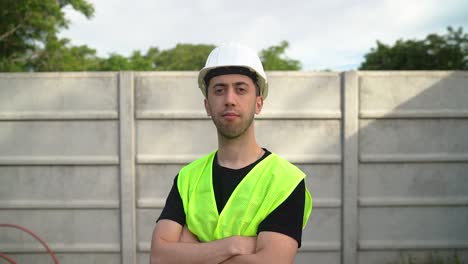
[
  {"left": 0, "top": 73, "right": 121, "bottom": 264},
  {"left": 357, "top": 72, "right": 468, "bottom": 264},
  {"left": 0, "top": 71, "right": 467, "bottom": 264}
]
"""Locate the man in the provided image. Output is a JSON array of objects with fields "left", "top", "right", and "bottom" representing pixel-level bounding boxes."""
[{"left": 150, "top": 43, "right": 312, "bottom": 264}]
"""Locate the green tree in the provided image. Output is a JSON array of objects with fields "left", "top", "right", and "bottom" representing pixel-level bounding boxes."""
[
  {"left": 129, "top": 48, "right": 160, "bottom": 70},
  {"left": 1, "top": 2, "right": 303, "bottom": 73},
  {"left": 360, "top": 26, "right": 468, "bottom": 70},
  {"left": 98, "top": 53, "right": 132, "bottom": 71},
  {"left": 129, "top": 51, "right": 154, "bottom": 70},
  {"left": 30, "top": 35, "right": 100, "bottom": 71},
  {"left": 151, "top": 42, "right": 303, "bottom": 71},
  {"left": 260, "top": 41, "right": 301, "bottom": 70},
  {"left": 154, "top": 43, "right": 215, "bottom": 70},
  {"left": 0, "top": 0, "right": 94, "bottom": 71},
  {"left": 98, "top": 47, "right": 160, "bottom": 71}
]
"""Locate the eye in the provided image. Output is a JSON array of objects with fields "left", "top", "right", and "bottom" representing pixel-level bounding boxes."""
[
  {"left": 214, "top": 86, "right": 224, "bottom": 94},
  {"left": 237, "top": 86, "right": 247, "bottom": 93}
]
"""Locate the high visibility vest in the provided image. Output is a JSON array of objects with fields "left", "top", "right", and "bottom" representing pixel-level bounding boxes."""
[{"left": 177, "top": 151, "right": 312, "bottom": 242}]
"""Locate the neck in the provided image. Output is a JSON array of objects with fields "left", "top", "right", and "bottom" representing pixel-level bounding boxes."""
[{"left": 217, "top": 125, "right": 264, "bottom": 169}]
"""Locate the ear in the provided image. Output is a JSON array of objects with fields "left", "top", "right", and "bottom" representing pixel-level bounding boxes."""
[
  {"left": 255, "top": 96, "right": 264, "bottom": 115},
  {"left": 204, "top": 98, "right": 211, "bottom": 116}
]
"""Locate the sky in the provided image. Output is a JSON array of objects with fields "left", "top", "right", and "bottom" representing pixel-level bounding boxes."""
[{"left": 60, "top": 0, "right": 468, "bottom": 71}]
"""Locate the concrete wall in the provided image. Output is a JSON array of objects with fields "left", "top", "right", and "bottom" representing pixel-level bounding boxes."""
[{"left": 0, "top": 71, "right": 467, "bottom": 264}]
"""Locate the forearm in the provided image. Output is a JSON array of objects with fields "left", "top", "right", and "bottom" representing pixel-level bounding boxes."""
[
  {"left": 221, "top": 232, "right": 297, "bottom": 264},
  {"left": 221, "top": 254, "right": 259, "bottom": 264},
  {"left": 151, "top": 225, "right": 257, "bottom": 264},
  {"left": 151, "top": 238, "right": 235, "bottom": 264},
  {"left": 221, "top": 252, "right": 293, "bottom": 264}
]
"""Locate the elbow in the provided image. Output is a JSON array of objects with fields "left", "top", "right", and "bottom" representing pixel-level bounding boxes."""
[
  {"left": 150, "top": 242, "right": 168, "bottom": 264},
  {"left": 150, "top": 239, "right": 164, "bottom": 264},
  {"left": 150, "top": 253, "right": 162, "bottom": 264},
  {"left": 150, "top": 246, "right": 168, "bottom": 264}
]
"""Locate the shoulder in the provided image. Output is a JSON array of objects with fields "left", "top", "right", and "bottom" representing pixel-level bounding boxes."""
[
  {"left": 180, "top": 151, "right": 216, "bottom": 173},
  {"left": 177, "top": 151, "right": 216, "bottom": 193},
  {"left": 265, "top": 152, "right": 305, "bottom": 179},
  {"left": 178, "top": 151, "right": 216, "bottom": 184}
]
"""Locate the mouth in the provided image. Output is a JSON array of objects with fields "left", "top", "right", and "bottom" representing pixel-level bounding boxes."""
[{"left": 222, "top": 112, "right": 240, "bottom": 120}]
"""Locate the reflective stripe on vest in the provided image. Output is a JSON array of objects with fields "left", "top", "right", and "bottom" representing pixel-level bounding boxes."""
[{"left": 178, "top": 151, "right": 313, "bottom": 242}]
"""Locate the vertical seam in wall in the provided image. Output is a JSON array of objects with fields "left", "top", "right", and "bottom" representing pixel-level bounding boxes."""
[
  {"left": 341, "top": 71, "right": 359, "bottom": 264},
  {"left": 341, "top": 71, "right": 346, "bottom": 264},
  {"left": 119, "top": 71, "right": 137, "bottom": 264}
]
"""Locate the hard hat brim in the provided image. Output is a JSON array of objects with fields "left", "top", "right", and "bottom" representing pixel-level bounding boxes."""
[{"left": 198, "top": 65, "right": 268, "bottom": 99}]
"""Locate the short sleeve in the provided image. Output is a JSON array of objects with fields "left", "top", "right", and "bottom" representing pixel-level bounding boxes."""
[
  {"left": 157, "top": 174, "right": 186, "bottom": 226},
  {"left": 257, "top": 180, "right": 305, "bottom": 248}
]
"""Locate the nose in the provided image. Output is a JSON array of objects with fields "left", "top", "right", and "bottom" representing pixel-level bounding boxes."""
[{"left": 224, "top": 87, "right": 237, "bottom": 106}]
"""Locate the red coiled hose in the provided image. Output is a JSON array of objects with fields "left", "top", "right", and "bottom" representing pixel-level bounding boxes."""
[
  {"left": 0, "top": 252, "right": 16, "bottom": 264},
  {"left": 0, "top": 224, "right": 59, "bottom": 264}
]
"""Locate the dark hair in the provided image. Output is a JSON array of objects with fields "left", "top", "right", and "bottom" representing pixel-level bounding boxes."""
[{"left": 204, "top": 66, "right": 260, "bottom": 96}]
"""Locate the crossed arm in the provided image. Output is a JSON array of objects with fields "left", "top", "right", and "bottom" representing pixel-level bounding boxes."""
[{"left": 150, "top": 219, "right": 298, "bottom": 264}]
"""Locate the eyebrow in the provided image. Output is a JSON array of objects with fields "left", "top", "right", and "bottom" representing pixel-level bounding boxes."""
[
  {"left": 234, "top": 81, "right": 249, "bottom": 86},
  {"left": 212, "top": 81, "right": 249, "bottom": 87}
]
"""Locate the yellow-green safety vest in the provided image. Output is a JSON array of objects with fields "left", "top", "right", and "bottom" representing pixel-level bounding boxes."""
[{"left": 178, "top": 151, "right": 312, "bottom": 242}]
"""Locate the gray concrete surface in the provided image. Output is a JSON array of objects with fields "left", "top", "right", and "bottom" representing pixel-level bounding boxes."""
[{"left": 0, "top": 71, "right": 467, "bottom": 264}]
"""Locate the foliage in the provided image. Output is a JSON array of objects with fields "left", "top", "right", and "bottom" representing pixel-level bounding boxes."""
[
  {"left": 260, "top": 40, "right": 301, "bottom": 70},
  {"left": 0, "top": 1, "right": 302, "bottom": 71},
  {"left": 97, "top": 48, "right": 159, "bottom": 71},
  {"left": 360, "top": 26, "right": 468, "bottom": 70},
  {"left": 153, "top": 43, "right": 215, "bottom": 71},
  {"left": 152, "top": 42, "right": 302, "bottom": 71},
  {"left": 0, "top": 0, "right": 94, "bottom": 71},
  {"left": 98, "top": 53, "right": 131, "bottom": 71},
  {"left": 30, "top": 36, "right": 100, "bottom": 71},
  {"left": 129, "top": 49, "right": 158, "bottom": 70}
]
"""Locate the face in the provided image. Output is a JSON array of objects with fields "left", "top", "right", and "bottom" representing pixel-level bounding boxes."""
[{"left": 204, "top": 74, "right": 263, "bottom": 139}]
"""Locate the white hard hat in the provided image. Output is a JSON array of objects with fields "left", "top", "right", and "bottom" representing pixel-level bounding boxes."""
[{"left": 198, "top": 43, "right": 268, "bottom": 99}]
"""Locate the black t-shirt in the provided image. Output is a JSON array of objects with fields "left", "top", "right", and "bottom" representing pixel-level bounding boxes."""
[{"left": 157, "top": 149, "right": 305, "bottom": 247}]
